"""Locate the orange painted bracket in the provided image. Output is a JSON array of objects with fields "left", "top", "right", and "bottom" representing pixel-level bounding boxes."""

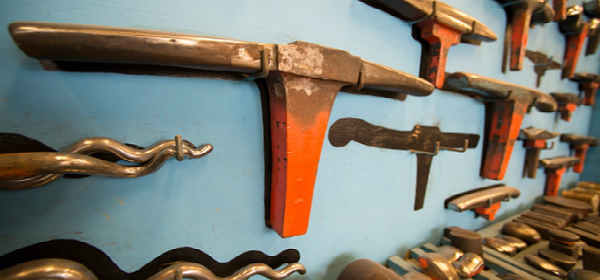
[
  {"left": 522, "top": 139, "right": 549, "bottom": 178},
  {"left": 570, "top": 73, "right": 600, "bottom": 106},
  {"left": 551, "top": 92, "right": 582, "bottom": 122},
  {"left": 560, "top": 134, "right": 598, "bottom": 175},
  {"left": 267, "top": 74, "right": 342, "bottom": 237},
  {"left": 553, "top": 0, "right": 567, "bottom": 21},
  {"left": 509, "top": 8, "right": 534, "bottom": 71},
  {"left": 444, "top": 72, "right": 557, "bottom": 181},
  {"left": 481, "top": 98, "right": 530, "bottom": 180},
  {"left": 519, "top": 127, "right": 560, "bottom": 179},
  {"left": 573, "top": 144, "right": 590, "bottom": 173},
  {"left": 475, "top": 201, "right": 502, "bottom": 221},
  {"left": 263, "top": 43, "right": 434, "bottom": 238},
  {"left": 416, "top": 20, "right": 462, "bottom": 89},
  {"left": 540, "top": 156, "right": 579, "bottom": 196},
  {"left": 496, "top": 0, "right": 552, "bottom": 72},
  {"left": 557, "top": 103, "right": 577, "bottom": 121},
  {"left": 583, "top": 82, "right": 600, "bottom": 105},
  {"left": 562, "top": 26, "right": 589, "bottom": 79},
  {"left": 545, "top": 167, "right": 566, "bottom": 196}
]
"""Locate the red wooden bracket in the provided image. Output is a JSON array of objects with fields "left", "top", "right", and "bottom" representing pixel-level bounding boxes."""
[
  {"left": 558, "top": 103, "right": 578, "bottom": 121},
  {"left": 563, "top": 25, "right": 589, "bottom": 79},
  {"left": 524, "top": 139, "right": 548, "bottom": 149},
  {"left": 267, "top": 74, "right": 341, "bottom": 237},
  {"left": 545, "top": 167, "right": 566, "bottom": 196},
  {"left": 582, "top": 82, "right": 599, "bottom": 105},
  {"left": 416, "top": 19, "right": 462, "bottom": 89},
  {"left": 553, "top": 0, "right": 567, "bottom": 22},
  {"left": 481, "top": 98, "right": 530, "bottom": 180},
  {"left": 475, "top": 202, "right": 502, "bottom": 221},
  {"left": 509, "top": 8, "right": 534, "bottom": 71},
  {"left": 573, "top": 144, "right": 590, "bottom": 173}
]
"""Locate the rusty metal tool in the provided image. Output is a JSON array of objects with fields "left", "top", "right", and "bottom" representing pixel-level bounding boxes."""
[
  {"left": 495, "top": 0, "right": 554, "bottom": 72},
  {"left": 359, "top": 0, "right": 497, "bottom": 88},
  {"left": 525, "top": 50, "right": 562, "bottom": 88},
  {"left": 559, "top": 6, "right": 590, "bottom": 79},
  {"left": 328, "top": 118, "right": 480, "bottom": 210},
  {"left": 587, "top": 19, "right": 600, "bottom": 55},
  {"left": 553, "top": 0, "right": 568, "bottom": 21},
  {"left": 9, "top": 22, "right": 434, "bottom": 237},
  {"left": 518, "top": 127, "right": 559, "bottom": 179},
  {"left": 539, "top": 156, "right": 579, "bottom": 196},
  {"left": 560, "top": 134, "right": 599, "bottom": 173},
  {"left": 585, "top": 0, "right": 600, "bottom": 17},
  {"left": 445, "top": 184, "right": 520, "bottom": 221},
  {"left": 444, "top": 72, "right": 557, "bottom": 180},
  {"left": 551, "top": 93, "right": 584, "bottom": 121},
  {"left": 571, "top": 73, "right": 600, "bottom": 105}
]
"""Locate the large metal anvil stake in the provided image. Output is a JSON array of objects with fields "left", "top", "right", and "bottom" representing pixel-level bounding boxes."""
[
  {"left": 559, "top": 6, "right": 590, "bottom": 79},
  {"left": 560, "top": 134, "right": 599, "bottom": 174},
  {"left": 571, "top": 73, "right": 600, "bottom": 105},
  {"left": 518, "top": 127, "right": 559, "bottom": 179},
  {"left": 360, "top": 0, "right": 497, "bottom": 88},
  {"left": 445, "top": 72, "right": 557, "bottom": 180},
  {"left": 495, "top": 0, "right": 554, "bottom": 72},
  {"left": 9, "top": 22, "right": 434, "bottom": 237},
  {"left": 539, "top": 156, "right": 579, "bottom": 196}
]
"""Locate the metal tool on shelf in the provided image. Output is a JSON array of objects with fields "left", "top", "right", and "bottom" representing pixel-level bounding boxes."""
[
  {"left": 444, "top": 72, "right": 557, "bottom": 180},
  {"left": 560, "top": 134, "right": 599, "bottom": 173},
  {"left": 518, "top": 127, "right": 559, "bottom": 179},
  {"left": 359, "top": 0, "right": 497, "bottom": 88}
]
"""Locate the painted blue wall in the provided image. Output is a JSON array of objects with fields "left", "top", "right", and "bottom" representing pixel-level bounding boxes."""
[{"left": 1, "top": 0, "right": 598, "bottom": 279}]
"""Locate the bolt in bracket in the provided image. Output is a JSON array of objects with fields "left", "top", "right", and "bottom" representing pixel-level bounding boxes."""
[
  {"left": 518, "top": 127, "right": 560, "bottom": 179},
  {"left": 560, "top": 134, "right": 599, "bottom": 174},
  {"left": 553, "top": 0, "right": 568, "bottom": 21},
  {"left": 8, "top": 22, "right": 435, "bottom": 237},
  {"left": 551, "top": 92, "right": 584, "bottom": 122},
  {"left": 539, "top": 156, "right": 580, "bottom": 196},
  {"left": 571, "top": 73, "right": 600, "bottom": 105},
  {"left": 360, "top": 0, "right": 497, "bottom": 88},
  {"left": 444, "top": 72, "right": 557, "bottom": 180}
]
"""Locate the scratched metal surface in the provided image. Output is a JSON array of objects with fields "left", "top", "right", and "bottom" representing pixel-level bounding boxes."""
[{"left": 0, "top": 0, "right": 599, "bottom": 279}]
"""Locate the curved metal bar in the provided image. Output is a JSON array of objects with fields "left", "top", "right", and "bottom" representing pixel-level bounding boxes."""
[
  {"left": 0, "top": 136, "right": 213, "bottom": 190},
  {"left": 147, "top": 263, "right": 306, "bottom": 280},
  {"left": 0, "top": 258, "right": 98, "bottom": 280}
]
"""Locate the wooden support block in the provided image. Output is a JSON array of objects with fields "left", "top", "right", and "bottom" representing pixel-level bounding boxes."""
[
  {"left": 483, "top": 247, "right": 562, "bottom": 280},
  {"left": 442, "top": 237, "right": 452, "bottom": 246},
  {"left": 421, "top": 243, "right": 439, "bottom": 253},
  {"left": 482, "top": 253, "right": 541, "bottom": 279},
  {"left": 474, "top": 270, "right": 504, "bottom": 280},
  {"left": 387, "top": 256, "right": 419, "bottom": 275},
  {"left": 409, "top": 248, "right": 428, "bottom": 260}
]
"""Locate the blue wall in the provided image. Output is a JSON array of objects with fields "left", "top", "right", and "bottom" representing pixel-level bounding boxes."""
[{"left": 1, "top": 0, "right": 599, "bottom": 279}]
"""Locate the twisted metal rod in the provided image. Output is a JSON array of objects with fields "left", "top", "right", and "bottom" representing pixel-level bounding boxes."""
[
  {"left": 0, "top": 258, "right": 99, "bottom": 280},
  {"left": 0, "top": 259, "right": 305, "bottom": 280},
  {"left": 0, "top": 135, "right": 212, "bottom": 189},
  {"left": 148, "top": 263, "right": 306, "bottom": 280}
]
